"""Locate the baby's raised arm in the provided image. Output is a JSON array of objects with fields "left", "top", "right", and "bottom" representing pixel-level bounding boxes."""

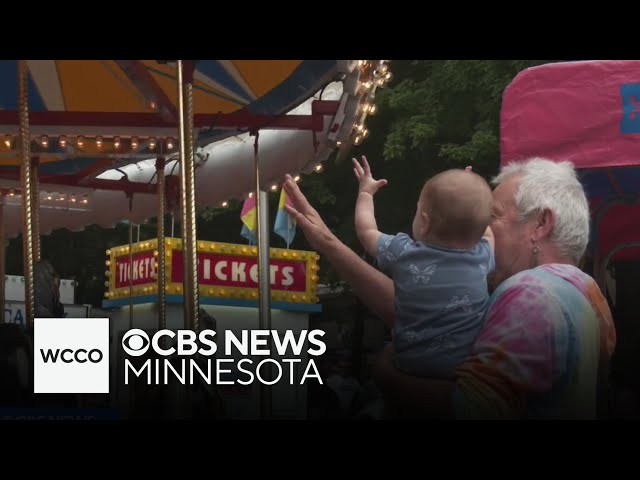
[{"left": 353, "top": 156, "right": 388, "bottom": 257}]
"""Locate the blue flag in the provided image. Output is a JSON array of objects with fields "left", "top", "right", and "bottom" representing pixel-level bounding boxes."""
[
  {"left": 240, "top": 223, "right": 257, "bottom": 245},
  {"left": 274, "top": 189, "right": 296, "bottom": 248}
]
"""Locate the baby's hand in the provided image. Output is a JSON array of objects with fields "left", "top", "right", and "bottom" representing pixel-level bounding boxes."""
[{"left": 353, "top": 156, "right": 388, "bottom": 195}]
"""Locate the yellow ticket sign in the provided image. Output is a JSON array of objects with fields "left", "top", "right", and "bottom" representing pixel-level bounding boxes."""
[{"left": 105, "top": 238, "right": 320, "bottom": 304}]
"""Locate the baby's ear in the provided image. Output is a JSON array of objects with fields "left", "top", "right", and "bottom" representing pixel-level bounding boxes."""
[{"left": 421, "top": 212, "right": 431, "bottom": 235}]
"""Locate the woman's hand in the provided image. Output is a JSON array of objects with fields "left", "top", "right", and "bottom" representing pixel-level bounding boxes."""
[{"left": 283, "top": 174, "right": 337, "bottom": 253}]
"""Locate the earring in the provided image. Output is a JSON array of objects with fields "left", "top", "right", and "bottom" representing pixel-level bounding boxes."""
[{"left": 530, "top": 243, "right": 541, "bottom": 269}]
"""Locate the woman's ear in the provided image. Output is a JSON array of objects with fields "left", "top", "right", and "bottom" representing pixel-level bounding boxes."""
[{"left": 532, "top": 208, "right": 555, "bottom": 242}]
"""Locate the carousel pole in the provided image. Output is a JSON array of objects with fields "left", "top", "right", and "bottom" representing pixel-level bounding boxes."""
[
  {"left": 31, "top": 159, "right": 40, "bottom": 262},
  {"left": 18, "top": 60, "right": 35, "bottom": 328},
  {"left": 156, "top": 156, "right": 167, "bottom": 332},
  {"left": 177, "top": 60, "right": 199, "bottom": 331},
  {"left": 0, "top": 194, "right": 5, "bottom": 320},
  {"left": 253, "top": 131, "right": 272, "bottom": 419},
  {"left": 128, "top": 194, "right": 134, "bottom": 331},
  {"left": 125, "top": 194, "right": 135, "bottom": 417}
]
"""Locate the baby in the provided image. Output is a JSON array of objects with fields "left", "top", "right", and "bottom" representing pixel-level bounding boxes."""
[{"left": 353, "top": 156, "right": 495, "bottom": 378}]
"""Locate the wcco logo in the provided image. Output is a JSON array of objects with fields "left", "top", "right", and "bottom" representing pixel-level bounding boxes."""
[
  {"left": 40, "top": 348, "right": 104, "bottom": 364},
  {"left": 34, "top": 318, "right": 110, "bottom": 394}
]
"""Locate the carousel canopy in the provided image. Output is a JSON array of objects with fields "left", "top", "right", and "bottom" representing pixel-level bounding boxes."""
[
  {"left": 500, "top": 60, "right": 640, "bottom": 263},
  {"left": 0, "top": 60, "right": 387, "bottom": 237},
  {"left": 0, "top": 60, "right": 345, "bottom": 180}
]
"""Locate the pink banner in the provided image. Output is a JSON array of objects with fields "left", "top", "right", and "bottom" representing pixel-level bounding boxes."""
[{"left": 501, "top": 60, "right": 640, "bottom": 170}]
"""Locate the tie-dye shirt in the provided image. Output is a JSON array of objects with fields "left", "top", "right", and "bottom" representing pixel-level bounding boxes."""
[{"left": 452, "top": 263, "right": 616, "bottom": 419}]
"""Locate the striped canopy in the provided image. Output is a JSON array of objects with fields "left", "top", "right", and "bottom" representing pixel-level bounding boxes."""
[
  {"left": 0, "top": 60, "right": 342, "bottom": 179},
  {"left": 0, "top": 59, "right": 383, "bottom": 238}
]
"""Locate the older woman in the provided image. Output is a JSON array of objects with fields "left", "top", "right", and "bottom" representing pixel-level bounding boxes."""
[{"left": 283, "top": 157, "right": 616, "bottom": 419}]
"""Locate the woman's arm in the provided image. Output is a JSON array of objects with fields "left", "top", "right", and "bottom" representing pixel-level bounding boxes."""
[
  {"left": 373, "top": 345, "right": 455, "bottom": 418},
  {"left": 283, "top": 174, "right": 396, "bottom": 326},
  {"left": 321, "top": 235, "right": 395, "bottom": 327}
]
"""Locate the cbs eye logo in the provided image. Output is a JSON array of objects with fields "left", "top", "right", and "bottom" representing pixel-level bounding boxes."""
[{"left": 122, "top": 329, "right": 150, "bottom": 356}]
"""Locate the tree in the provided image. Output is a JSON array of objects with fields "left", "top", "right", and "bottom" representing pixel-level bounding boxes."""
[{"left": 377, "top": 61, "right": 549, "bottom": 169}]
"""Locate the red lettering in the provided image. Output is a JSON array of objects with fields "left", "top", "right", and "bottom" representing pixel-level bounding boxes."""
[
  {"left": 114, "top": 251, "right": 156, "bottom": 289},
  {"left": 172, "top": 251, "right": 307, "bottom": 292},
  {"left": 112, "top": 249, "right": 310, "bottom": 293}
]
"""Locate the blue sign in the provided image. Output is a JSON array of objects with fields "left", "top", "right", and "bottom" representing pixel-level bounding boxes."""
[{"left": 620, "top": 83, "right": 640, "bottom": 134}]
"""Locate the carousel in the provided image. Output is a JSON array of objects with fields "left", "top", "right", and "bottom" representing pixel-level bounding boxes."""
[{"left": 0, "top": 59, "right": 392, "bottom": 419}]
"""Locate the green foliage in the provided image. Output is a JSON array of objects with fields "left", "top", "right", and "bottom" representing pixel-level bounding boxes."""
[{"left": 377, "top": 60, "right": 549, "bottom": 176}]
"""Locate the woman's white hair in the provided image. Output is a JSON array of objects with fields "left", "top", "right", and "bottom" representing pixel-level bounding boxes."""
[{"left": 492, "top": 157, "right": 590, "bottom": 263}]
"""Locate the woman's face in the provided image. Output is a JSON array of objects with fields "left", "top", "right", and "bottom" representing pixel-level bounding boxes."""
[{"left": 489, "top": 175, "right": 539, "bottom": 289}]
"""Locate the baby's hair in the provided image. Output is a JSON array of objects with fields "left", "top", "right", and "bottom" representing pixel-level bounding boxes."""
[{"left": 420, "top": 169, "right": 492, "bottom": 245}]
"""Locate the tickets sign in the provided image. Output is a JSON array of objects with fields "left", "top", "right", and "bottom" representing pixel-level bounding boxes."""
[{"left": 105, "top": 238, "right": 319, "bottom": 304}]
